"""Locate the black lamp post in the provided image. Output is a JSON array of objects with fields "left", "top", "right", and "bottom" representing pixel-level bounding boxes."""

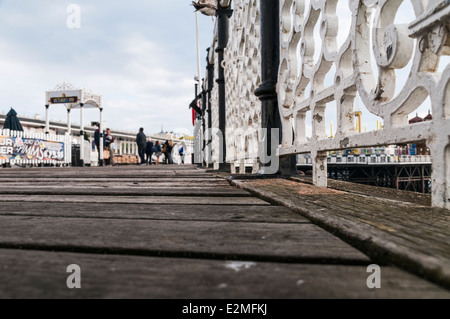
[
  {"left": 206, "top": 47, "right": 214, "bottom": 167},
  {"left": 215, "top": 0, "right": 233, "bottom": 170},
  {"left": 255, "top": 0, "right": 298, "bottom": 175},
  {"left": 201, "top": 78, "right": 207, "bottom": 166}
]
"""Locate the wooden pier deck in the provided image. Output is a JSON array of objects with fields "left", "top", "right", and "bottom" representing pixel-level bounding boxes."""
[{"left": 0, "top": 165, "right": 448, "bottom": 298}]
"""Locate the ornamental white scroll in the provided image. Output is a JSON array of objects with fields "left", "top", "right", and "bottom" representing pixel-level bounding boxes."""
[
  {"left": 224, "top": 0, "right": 262, "bottom": 173},
  {"left": 278, "top": 0, "right": 450, "bottom": 208}
]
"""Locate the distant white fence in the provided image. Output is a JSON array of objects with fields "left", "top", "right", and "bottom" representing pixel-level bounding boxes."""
[
  {"left": 298, "top": 154, "right": 432, "bottom": 165},
  {"left": 117, "top": 140, "right": 139, "bottom": 156},
  {"left": 0, "top": 129, "right": 71, "bottom": 166}
]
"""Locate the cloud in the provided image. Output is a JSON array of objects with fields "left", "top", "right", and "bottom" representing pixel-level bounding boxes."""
[{"left": 0, "top": 0, "right": 214, "bottom": 134}]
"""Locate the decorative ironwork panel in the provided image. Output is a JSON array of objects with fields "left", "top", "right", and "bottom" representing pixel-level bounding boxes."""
[{"left": 278, "top": 0, "right": 450, "bottom": 208}]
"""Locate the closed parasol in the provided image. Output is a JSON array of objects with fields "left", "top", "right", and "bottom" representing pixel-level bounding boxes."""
[{"left": 3, "top": 108, "right": 24, "bottom": 132}]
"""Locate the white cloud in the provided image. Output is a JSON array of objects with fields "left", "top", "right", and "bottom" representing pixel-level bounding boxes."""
[{"left": 0, "top": 0, "right": 214, "bottom": 135}]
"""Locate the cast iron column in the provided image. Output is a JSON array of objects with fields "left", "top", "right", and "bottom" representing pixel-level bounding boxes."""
[
  {"left": 201, "top": 79, "right": 207, "bottom": 166},
  {"left": 254, "top": 0, "right": 297, "bottom": 175},
  {"left": 79, "top": 103, "right": 85, "bottom": 167},
  {"left": 215, "top": 1, "right": 233, "bottom": 170},
  {"left": 206, "top": 48, "right": 214, "bottom": 167}
]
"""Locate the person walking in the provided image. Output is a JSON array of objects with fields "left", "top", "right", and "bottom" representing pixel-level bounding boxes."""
[
  {"left": 136, "top": 127, "right": 147, "bottom": 165},
  {"left": 154, "top": 140, "right": 162, "bottom": 165},
  {"left": 104, "top": 128, "right": 115, "bottom": 166},
  {"left": 178, "top": 144, "right": 185, "bottom": 164},
  {"left": 166, "top": 139, "right": 175, "bottom": 164},
  {"left": 94, "top": 123, "right": 102, "bottom": 163},
  {"left": 145, "top": 139, "right": 154, "bottom": 165},
  {"left": 162, "top": 140, "right": 169, "bottom": 164}
]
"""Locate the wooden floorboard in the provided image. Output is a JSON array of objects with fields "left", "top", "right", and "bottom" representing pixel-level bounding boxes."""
[
  {"left": 0, "top": 249, "right": 448, "bottom": 299},
  {"left": 0, "top": 165, "right": 448, "bottom": 297},
  {"left": 230, "top": 177, "right": 450, "bottom": 290},
  {"left": 0, "top": 187, "right": 251, "bottom": 197},
  {"left": 0, "top": 216, "right": 368, "bottom": 263},
  {"left": 0, "top": 195, "right": 269, "bottom": 205},
  {"left": 0, "top": 202, "right": 310, "bottom": 223}
]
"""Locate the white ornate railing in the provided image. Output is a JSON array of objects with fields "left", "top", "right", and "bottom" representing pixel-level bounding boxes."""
[
  {"left": 278, "top": 0, "right": 450, "bottom": 208},
  {"left": 208, "top": 31, "right": 220, "bottom": 169},
  {"left": 224, "top": 0, "right": 262, "bottom": 173},
  {"left": 203, "top": 0, "right": 449, "bottom": 208},
  {"left": 207, "top": 0, "right": 262, "bottom": 172}
]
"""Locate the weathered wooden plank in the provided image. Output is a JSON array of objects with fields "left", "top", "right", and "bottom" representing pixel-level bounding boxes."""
[
  {"left": 0, "top": 195, "right": 268, "bottom": 205},
  {"left": 291, "top": 176, "right": 432, "bottom": 207},
  {"left": 284, "top": 193, "right": 450, "bottom": 257},
  {"left": 0, "top": 249, "right": 448, "bottom": 299},
  {"left": 0, "top": 166, "right": 211, "bottom": 174},
  {"left": 230, "top": 177, "right": 450, "bottom": 289},
  {"left": 0, "top": 165, "right": 201, "bottom": 172},
  {"left": 0, "top": 173, "right": 223, "bottom": 179},
  {"left": 0, "top": 174, "right": 215, "bottom": 179},
  {"left": 0, "top": 187, "right": 250, "bottom": 197},
  {"left": 0, "top": 184, "right": 232, "bottom": 189},
  {"left": 0, "top": 202, "right": 310, "bottom": 223},
  {"left": 0, "top": 216, "right": 369, "bottom": 262},
  {"left": 0, "top": 179, "right": 229, "bottom": 185}
]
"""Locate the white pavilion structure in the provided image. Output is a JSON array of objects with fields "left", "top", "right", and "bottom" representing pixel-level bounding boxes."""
[{"left": 45, "top": 83, "right": 104, "bottom": 165}]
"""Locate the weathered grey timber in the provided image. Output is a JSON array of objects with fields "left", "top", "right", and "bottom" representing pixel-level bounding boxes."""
[
  {"left": 0, "top": 187, "right": 250, "bottom": 197},
  {"left": 0, "top": 166, "right": 448, "bottom": 298},
  {"left": 1, "top": 249, "right": 449, "bottom": 299},
  {"left": 292, "top": 176, "right": 432, "bottom": 207},
  {"left": 0, "top": 216, "right": 368, "bottom": 263},
  {"left": 229, "top": 176, "right": 450, "bottom": 291},
  {"left": 0, "top": 195, "right": 267, "bottom": 205},
  {"left": 0, "top": 203, "right": 308, "bottom": 223}
]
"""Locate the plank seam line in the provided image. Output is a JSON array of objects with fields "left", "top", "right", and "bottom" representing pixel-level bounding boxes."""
[
  {"left": 0, "top": 201, "right": 270, "bottom": 206},
  {"left": 0, "top": 244, "right": 370, "bottom": 266},
  {"left": 0, "top": 214, "right": 312, "bottom": 225},
  {"left": 0, "top": 193, "right": 253, "bottom": 198}
]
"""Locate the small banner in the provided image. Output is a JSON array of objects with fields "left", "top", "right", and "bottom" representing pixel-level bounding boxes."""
[{"left": 0, "top": 136, "right": 65, "bottom": 162}]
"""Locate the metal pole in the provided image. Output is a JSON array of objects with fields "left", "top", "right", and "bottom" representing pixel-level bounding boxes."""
[
  {"left": 99, "top": 108, "right": 104, "bottom": 166},
  {"left": 215, "top": 2, "right": 233, "bottom": 170},
  {"left": 194, "top": 12, "right": 203, "bottom": 166},
  {"left": 202, "top": 80, "right": 207, "bottom": 166},
  {"left": 67, "top": 108, "right": 71, "bottom": 135},
  {"left": 207, "top": 48, "right": 214, "bottom": 167},
  {"left": 79, "top": 103, "right": 85, "bottom": 166},
  {"left": 255, "top": 0, "right": 298, "bottom": 175},
  {"left": 195, "top": 12, "right": 202, "bottom": 89},
  {"left": 45, "top": 105, "right": 50, "bottom": 135}
]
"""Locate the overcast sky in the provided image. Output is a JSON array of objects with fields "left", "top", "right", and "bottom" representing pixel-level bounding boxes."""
[
  {"left": 0, "top": 1, "right": 445, "bottom": 137},
  {"left": 0, "top": 0, "right": 214, "bottom": 135}
]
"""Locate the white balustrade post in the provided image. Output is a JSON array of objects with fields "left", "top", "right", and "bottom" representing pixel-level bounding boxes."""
[
  {"left": 429, "top": 135, "right": 450, "bottom": 209},
  {"left": 312, "top": 151, "right": 328, "bottom": 188}
]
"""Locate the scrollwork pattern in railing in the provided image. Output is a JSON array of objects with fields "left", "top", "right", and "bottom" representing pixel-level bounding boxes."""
[
  {"left": 224, "top": 0, "right": 262, "bottom": 173},
  {"left": 278, "top": 0, "right": 450, "bottom": 208}
]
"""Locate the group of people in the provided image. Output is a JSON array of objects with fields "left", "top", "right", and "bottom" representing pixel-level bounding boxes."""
[
  {"left": 136, "top": 128, "right": 185, "bottom": 166},
  {"left": 93, "top": 126, "right": 185, "bottom": 166}
]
